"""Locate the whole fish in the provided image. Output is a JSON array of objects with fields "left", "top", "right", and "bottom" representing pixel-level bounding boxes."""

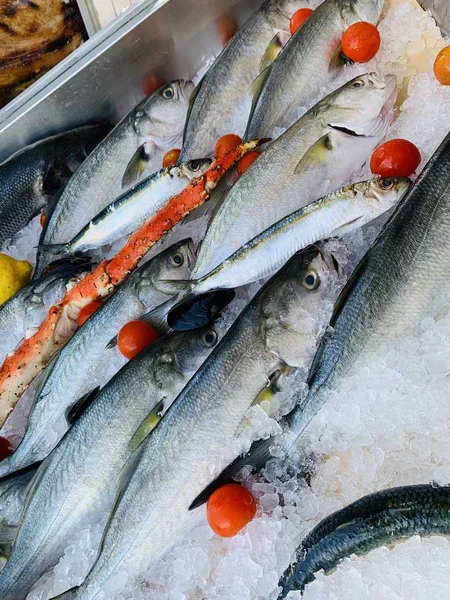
[
  {"left": 0, "top": 324, "right": 220, "bottom": 600},
  {"left": 284, "top": 130, "right": 450, "bottom": 449},
  {"left": 36, "top": 80, "right": 194, "bottom": 276},
  {"left": 245, "top": 0, "right": 384, "bottom": 139},
  {"left": 277, "top": 484, "right": 450, "bottom": 597},
  {"left": 165, "top": 177, "right": 410, "bottom": 305},
  {"left": 0, "top": 256, "right": 91, "bottom": 361},
  {"left": 42, "top": 159, "right": 211, "bottom": 256},
  {"left": 192, "top": 72, "right": 396, "bottom": 278},
  {"left": 0, "top": 241, "right": 196, "bottom": 480},
  {"left": 0, "top": 465, "right": 37, "bottom": 544},
  {"left": 53, "top": 246, "right": 340, "bottom": 600},
  {"left": 179, "top": 0, "right": 309, "bottom": 161},
  {"left": 0, "top": 124, "right": 110, "bottom": 246}
]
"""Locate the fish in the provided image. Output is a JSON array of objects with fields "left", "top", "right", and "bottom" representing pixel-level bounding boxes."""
[
  {"left": 179, "top": 0, "right": 309, "bottom": 161},
  {"left": 164, "top": 177, "right": 410, "bottom": 311},
  {"left": 0, "top": 256, "right": 92, "bottom": 361},
  {"left": 0, "top": 324, "right": 221, "bottom": 600},
  {"left": 41, "top": 159, "right": 211, "bottom": 256},
  {"left": 245, "top": 0, "right": 384, "bottom": 139},
  {"left": 35, "top": 80, "right": 194, "bottom": 276},
  {"left": 0, "top": 465, "right": 38, "bottom": 546},
  {"left": 0, "top": 124, "right": 110, "bottom": 246},
  {"left": 52, "top": 246, "right": 340, "bottom": 600},
  {"left": 0, "top": 240, "right": 196, "bottom": 480},
  {"left": 277, "top": 484, "right": 450, "bottom": 597},
  {"left": 192, "top": 72, "right": 397, "bottom": 279}
]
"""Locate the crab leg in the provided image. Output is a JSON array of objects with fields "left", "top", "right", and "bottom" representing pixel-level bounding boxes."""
[{"left": 0, "top": 140, "right": 263, "bottom": 423}]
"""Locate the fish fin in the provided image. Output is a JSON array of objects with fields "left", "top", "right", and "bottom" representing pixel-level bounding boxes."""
[
  {"left": 305, "top": 325, "right": 335, "bottom": 386},
  {"left": 65, "top": 386, "right": 101, "bottom": 425},
  {"left": 259, "top": 32, "right": 286, "bottom": 73},
  {"left": 105, "top": 334, "right": 118, "bottom": 349},
  {"left": 189, "top": 437, "right": 275, "bottom": 510},
  {"left": 128, "top": 398, "right": 165, "bottom": 452},
  {"left": 139, "top": 301, "right": 174, "bottom": 334},
  {"left": 180, "top": 76, "right": 205, "bottom": 153},
  {"left": 47, "top": 589, "right": 77, "bottom": 600},
  {"left": 247, "top": 65, "right": 272, "bottom": 131},
  {"left": 167, "top": 289, "right": 235, "bottom": 331},
  {"left": 35, "top": 242, "right": 69, "bottom": 257},
  {"left": 39, "top": 255, "right": 92, "bottom": 278},
  {"left": 293, "top": 133, "right": 334, "bottom": 174},
  {"left": 122, "top": 145, "right": 151, "bottom": 188},
  {"left": 329, "top": 254, "right": 369, "bottom": 328},
  {"left": 23, "top": 461, "right": 50, "bottom": 512}
]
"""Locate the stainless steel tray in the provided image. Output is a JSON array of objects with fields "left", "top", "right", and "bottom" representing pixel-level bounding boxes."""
[{"left": 0, "top": 0, "right": 447, "bottom": 163}]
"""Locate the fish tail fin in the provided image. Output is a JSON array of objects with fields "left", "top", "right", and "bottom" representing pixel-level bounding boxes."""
[{"left": 167, "top": 289, "right": 235, "bottom": 331}]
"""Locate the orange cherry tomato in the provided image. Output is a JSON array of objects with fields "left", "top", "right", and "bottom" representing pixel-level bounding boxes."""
[
  {"left": 207, "top": 483, "right": 257, "bottom": 537},
  {"left": 370, "top": 139, "right": 421, "bottom": 177},
  {"left": 0, "top": 436, "right": 13, "bottom": 460},
  {"left": 215, "top": 134, "right": 243, "bottom": 159},
  {"left": 117, "top": 320, "right": 160, "bottom": 360},
  {"left": 341, "top": 22, "right": 380, "bottom": 63},
  {"left": 217, "top": 13, "right": 238, "bottom": 46},
  {"left": 77, "top": 300, "right": 103, "bottom": 327},
  {"left": 40, "top": 211, "right": 46, "bottom": 227},
  {"left": 434, "top": 46, "right": 450, "bottom": 86},
  {"left": 289, "top": 8, "right": 313, "bottom": 35},
  {"left": 162, "top": 148, "right": 181, "bottom": 167},
  {"left": 237, "top": 151, "right": 261, "bottom": 176}
]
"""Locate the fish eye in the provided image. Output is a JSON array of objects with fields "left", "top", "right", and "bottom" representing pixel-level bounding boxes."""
[
  {"left": 351, "top": 79, "right": 365, "bottom": 88},
  {"left": 162, "top": 86, "right": 175, "bottom": 99},
  {"left": 170, "top": 252, "right": 184, "bottom": 267},
  {"left": 201, "top": 329, "right": 218, "bottom": 347},
  {"left": 379, "top": 178, "right": 395, "bottom": 190},
  {"left": 188, "top": 160, "right": 201, "bottom": 171},
  {"left": 302, "top": 269, "right": 320, "bottom": 290}
]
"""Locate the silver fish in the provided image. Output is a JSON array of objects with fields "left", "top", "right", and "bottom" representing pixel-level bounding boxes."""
[
  {"left": 41, "top": 160, "right": 211, "bottom": 256},
  {"left": 0, "top": 125, "right": 110, "bottom": 247},
  {"left": 0, "top": 465, "right": 37, "bottom": 545},
  {"left": 0, "top": 324, "right": 220, "bottom": 600},
  {"left": 35, "top": 80, "right": 194, "bottom": 276},
  {"left": 193, "top": 72, "right": 397, "bottom": 278},
  {"left": 52, "top": 246, "right": 340, "bottom": 600},
  {"left": 179, "top": 0, "right": 310, "bottom": 161},
  {"left": 0, "top": 241, "right": 195, "bottom": 480},
  {"left": 245, "top": 0, "right": 384, "bottom": 139}
]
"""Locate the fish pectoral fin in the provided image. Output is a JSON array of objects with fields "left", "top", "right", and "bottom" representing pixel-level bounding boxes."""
[
  {"left": 259, "top": 32, "right": 287, "bottom": 73},
  {"left": 138, "top": 301, "right": 174, "bottom": 335},
  {"left": 105, "top": 334, "right": 118, "bottom": 349},
  {"left": 128, "top": 398, "right": 166, "bottom": 452},
  {"left": 331, "top": 216, "right": 366, "bottom": 237},
  {"left": 328, "top": 44, "right": 346, "bottom": 73},
  {"left": 294, "top": 133, "right": 333, "bottom": 174},
  {"left": 65, "top": 386, "right": 101, "bottom": 425},
  {"left": 122, "top": 144, "right": 153, "bottom": 189},
  {"left": 189, "top": 437, "right": 275, "bottom": 511},
  {"left": 247, "top": 65, "right": 273, "bottom": 131},
  {"left": 181, "top": 75, "right": 205, "bottom": 147}
]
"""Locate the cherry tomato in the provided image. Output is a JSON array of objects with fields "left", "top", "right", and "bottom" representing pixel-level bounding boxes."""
[
  {"left": 118, "top": 320, "right": 160, "bottom": 360},
  {"left": 370, "top": 139, "right": 421, "bottom": 177},
  {"left": 237, "top": 151, "right": 261, "bottom": 176},
  {"left": 77, "top": 300, "right": 103, "bottom": 327},
  {"left": 289, "top": 8, "right": 313, "bottom": 35},
  {"left": 434, "top": 46, "right": 450, "bottom": 86},
  {"left": 341, "top": 22, "right": 380, "bottom": 63},
  {"left": 162, "top": 148, "right": 181, "bottom": 167},
  {"left": 207, "top": 483, "right": 257, "bottom": 537},
  {"left": 217, "top": 13, "right": 238, "bottom": 46},
  {"left": 40, "top": 211, "right": 45, "bottom": 227},
  {"left": 0, "top": 436, "right": 13, "bottom": 460},
  {"left": 143, "top": 75, "right": 165, "bottom": 96},
  {"left": 215, "top": 134, "right": 243, "bottom": 159}
]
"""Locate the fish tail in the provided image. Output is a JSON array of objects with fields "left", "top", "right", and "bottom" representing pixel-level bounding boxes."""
[
  {"left": 167, "top": 289, "right": 235, "bottom": 331},
  {"left": 36, "top": 242, "right": 70, "bottom": 257}
]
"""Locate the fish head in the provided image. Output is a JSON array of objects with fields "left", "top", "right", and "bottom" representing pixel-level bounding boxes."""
[
  {"left": 354, "top": 176, "right": 412, "bottom": 212},
  {"left": 353, "top": 0, "right": 384, "bottom": 24},
  {"left": 260, "top": 246, "right": 341, "bottom": 369},
  {"left": 321, "top": 73, "right": 397, "bottom": 139},
  {"left": 135, "top": 79, "right": 195, "bottom": 143},
  {"left": 137, "top": 239, "right": 196, "bottom": 303},
  {"left": 177, "top": 158, "right": 213, "bottom": 181}
]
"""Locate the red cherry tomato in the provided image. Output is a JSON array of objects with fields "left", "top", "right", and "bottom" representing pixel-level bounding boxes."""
[
  {"left": 370, "top": 139, "right": 421, "bottom": 177},
  {"left": 162, "top": 149, "right": 181, "bottom": 168},
  {"left": 434, "top": 46, "right": 450, "bottom": 86},
  {"left": 117, "top": 320, "right": 160, "bottom": 360},
  {"left": 40, "top": 211, "right": 46, "bottom": 227},
  {"left": 215, "top": 134, "right": 243, "bottom": 159},
  {"left": 143, "top": 75, "right": 165, "bottom": 96},
  {"left": 217, "top": 13, "right": 238, "bottom": 46},
  {"left": 77, "top": 300, "right": 103, "bottom": 327},
  {"left": 289, "top": 8, "right": 313, "bottom": 35},
  {"left": 237, "top": 151, "right": 261, "bottom": 176},
  {"left": 0, "top": 436, "right": 13, "bottom": 460},
  {"left": 207, "top": 483, "right": 257, "bottom": 537},
  {"left": 342, "top": 22, "right": 380, "bottom": 63}
]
